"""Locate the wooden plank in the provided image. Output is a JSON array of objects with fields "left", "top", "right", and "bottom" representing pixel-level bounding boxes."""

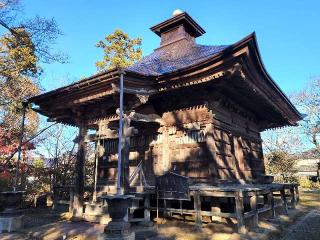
[
  {"left": 194, "top": 190, "right": 235, "bottom": 198},
  {"left": 257, "top": 206, "right": 271, "bottom": 213},
  {"left": 148, "top": 207, "right": 236, "bottom": 218},
  {"left": 129, "top": 218, "right": 146, "bottom": 223}
]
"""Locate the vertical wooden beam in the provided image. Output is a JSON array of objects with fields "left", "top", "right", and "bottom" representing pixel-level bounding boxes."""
[
  {"left": 69, "top": 188, "right": 74, "bottom": 213},
  {"left": 280, "top": 189, "right": 288, "bottom": 215},
  {"left": 295, "top": 185, "right": 300, "bottom": 203},
  {"left": 72, "top": 121, "right": 87, "bottom": 220},
  {"left": 249, "top": 193, "right": 258, "bottom": 228},
  {"left": 194, "top": 191, "right": 202, "bottom": 227},
  {"left": 263, "top": 194, "right": 268, "bottom": 205},
  {"left": 144, "top": 194, "right": 151, "bottom": 222},
  {"left": 235, "top": 190, "right": 246, "bottom": 234},
  {"left": 268, "top": 191, "right": 276, "bottom": 218},
  {"left": 164, "top": 199, "right": 172, "bottom": 217},
  {"left": 290, "top": 187, "right": 296, "bottom": 209}
]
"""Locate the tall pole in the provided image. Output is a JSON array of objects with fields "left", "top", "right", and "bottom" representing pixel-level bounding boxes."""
[
  {"left": 93, "top": 121, "right": 102, "bottom": 202},
  {"left": 116, "top": 71, "right": 124, "bottom": 195},
  {"left": 14, "top": 102, "right": 27, "bottom": 192}
]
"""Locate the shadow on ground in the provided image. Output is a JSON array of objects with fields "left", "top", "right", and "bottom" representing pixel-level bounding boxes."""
[{"left": 0, "top": 190, "right": 319, "bottom": 240}]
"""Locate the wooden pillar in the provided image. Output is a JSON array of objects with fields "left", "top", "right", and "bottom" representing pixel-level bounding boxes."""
[
  {"left": 295, "top": 185, "right": 300, "bottom": 203},
  {"left": 72, "top": 121, "right": 87, "bottom": 220},
  {"left": 235, "top": 190, "right": 246, "bottom": 234},
  {"left": 268, "top": 191, "right": 276, "bottom": 218},
  {"left": 290, "top": 187, "right": 296, "bottom": 209},
  {"left": 194, "top": 191, "right": 202, "bottom": 227},
  {"left": 249, "top": 193, "right": 258, "bottom": 228},
  {"left": 163, "top": 199, "right": 167, "bottom": 217},
  {"left": 280, "top": 189, "right": 288, "bottom": 215},
  {"left": 144, "top": 194, "right": 151, "bottom": 222},
  {"left": 69, "top": 188, "right": 74, "bottom": 213}
]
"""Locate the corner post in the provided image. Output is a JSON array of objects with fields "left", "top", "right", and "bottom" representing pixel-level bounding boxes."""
[
  {"left": 249, "top": 192, "right": 258, "bottom": 228},
  {"left": 268, "top": 191, "right": 276, "bottom": 219},
  {"left": 280, "top": 188, "right": 288, "bottom": 215},
  {"left": 72, "top": 119, "right": 87, "bottom": 220},
  {"left": 144, "top": 194, "right": 151, "bottom": 222},
  {"left": 235, "top": 190, "right": 246, "bottom": 234},
  {"left": 290, "top": 187, "right": 296, "bottom": 209}
]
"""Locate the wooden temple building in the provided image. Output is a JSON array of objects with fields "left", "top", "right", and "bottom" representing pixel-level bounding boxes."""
[{"left": 29, "top": 12, "right": 302, "bottom": 232}]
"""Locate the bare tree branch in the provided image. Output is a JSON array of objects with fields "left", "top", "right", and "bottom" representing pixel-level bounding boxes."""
[{"left": 1, "top": 122, "right": 57, "bottom": 168}]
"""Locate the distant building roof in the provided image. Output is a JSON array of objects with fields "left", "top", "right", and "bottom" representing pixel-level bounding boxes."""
[{"left": 293, "top": 149, "right": 320, "bottom": 160}]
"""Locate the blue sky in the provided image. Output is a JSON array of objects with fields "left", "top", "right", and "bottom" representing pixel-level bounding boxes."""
[{"left": 24, "top": 0, "right": 320, "bottom": 95}]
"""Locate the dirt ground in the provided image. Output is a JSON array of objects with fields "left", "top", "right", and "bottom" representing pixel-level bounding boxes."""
[{"left": 0, "top": 189, "right": 319, "bottom": 240}]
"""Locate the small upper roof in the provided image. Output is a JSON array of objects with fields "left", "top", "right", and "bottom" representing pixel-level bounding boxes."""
[
  {"left": 127, "top": 11, "right": 227, "bottom": 76},
  {"left": 150, "top": 11, "right": 206, "bottom": 38}
]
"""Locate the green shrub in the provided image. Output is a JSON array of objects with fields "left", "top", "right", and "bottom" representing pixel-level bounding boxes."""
[
  {"left": 266, "top": 151, "right": 298, "bottom": 183},
  {"left": 299, "top": 176, "right": 320, "bottom": 189}
]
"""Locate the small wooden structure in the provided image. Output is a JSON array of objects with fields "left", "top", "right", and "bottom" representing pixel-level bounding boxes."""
[{"left": 29, "top": 12, "right": 302, "bottom": 232}]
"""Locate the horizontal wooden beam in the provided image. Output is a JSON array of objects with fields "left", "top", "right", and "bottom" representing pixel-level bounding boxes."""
[{"left": 112, "top": 83, "right": 156, "bottom": 95}]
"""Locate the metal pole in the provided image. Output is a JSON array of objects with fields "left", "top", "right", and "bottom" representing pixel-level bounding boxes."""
[
  {"left": 116, "top": 72, "right": 124, "bottom": 195},
  {"left": 14, "top": 103, "right": 27, "bottom": 192},
  {"left": 93, "top": 121, "right": 102, "bottom": 202},
  {"left": 93, "top": 141, "right": 99, "bottom": 202}
]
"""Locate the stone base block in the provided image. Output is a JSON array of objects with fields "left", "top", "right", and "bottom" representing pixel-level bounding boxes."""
[
  {"left": 98, "top": 232, "right": 135, "bottom": 240},
  {"left": 0, "top": 215, "right": 23, "bottom": 233},
  {"left": 98, "top": 221, "right": 135, "bottom": 240}
]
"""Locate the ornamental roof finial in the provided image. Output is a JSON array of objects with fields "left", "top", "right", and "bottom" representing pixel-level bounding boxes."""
[{"left": 173, "top": 9, "right": 183, "bottom": 16}]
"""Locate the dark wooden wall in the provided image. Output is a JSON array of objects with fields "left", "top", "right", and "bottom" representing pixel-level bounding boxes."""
[{"left": 97, "top": 97, "right": 265, "bottom": 189}]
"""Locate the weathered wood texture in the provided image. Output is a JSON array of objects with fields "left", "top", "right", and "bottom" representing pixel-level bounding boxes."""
[{"left": 97, "top": 99, "right": 265, "bottom": 188}]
